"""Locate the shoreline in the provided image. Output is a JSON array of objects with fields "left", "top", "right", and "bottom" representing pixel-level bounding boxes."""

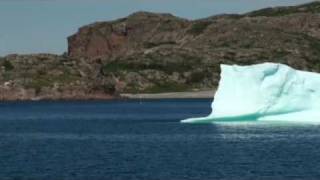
[
  {"left": 0, "top": 90, "right": 215, "bottom": 101},
  {"left": 120, "top": 90, "right": 214, "bottom": 99}
]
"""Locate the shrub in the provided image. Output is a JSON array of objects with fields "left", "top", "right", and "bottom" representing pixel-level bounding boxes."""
[
  {"left": 187, "top": 21, "right": 211, "bottom": 35},
  {"left": 188, "top": 71, "right": 206, "bottom": 83},
  {"left": 2, "top": 60, "right": 14, "bottom": 71},
  {"left": 143, "top": 82, "right": 189, "bottom": 93},
  {"left": 143, "top": 41, "right": 176, "bottom": 49}
]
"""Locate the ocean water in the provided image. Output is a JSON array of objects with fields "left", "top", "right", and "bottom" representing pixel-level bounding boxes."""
[{"left": 0, "top": 99, "right": 320, "bottom": 180}]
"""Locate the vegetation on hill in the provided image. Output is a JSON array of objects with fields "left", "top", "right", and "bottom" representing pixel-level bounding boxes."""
[
  {"left": 1, "top": 1, "right": 320, "bottom": 100},
  {"left": 247, "top": 1, "right": 320, "bottom": 17}
]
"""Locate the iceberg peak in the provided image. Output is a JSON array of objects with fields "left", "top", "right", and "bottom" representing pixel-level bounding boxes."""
[{"left": 182, "top": 63, "right": 320, "bottom": 123}]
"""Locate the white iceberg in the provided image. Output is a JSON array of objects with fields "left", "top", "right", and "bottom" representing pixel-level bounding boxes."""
[{"left": 182, "top": 63, "right": 320, "bottom": 123}]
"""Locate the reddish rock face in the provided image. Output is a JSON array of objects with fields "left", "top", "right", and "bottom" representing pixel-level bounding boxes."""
[
  {"left": 68, "top": 23, "right": 129, "bottom": 60},
  {"left": 67, "top": 12, "right": 190, "bottom": 60}
]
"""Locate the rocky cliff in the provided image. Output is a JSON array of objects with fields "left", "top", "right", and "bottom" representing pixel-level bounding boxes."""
[{"left": 1, "top": 2, "right": 320, "bottom": 100}]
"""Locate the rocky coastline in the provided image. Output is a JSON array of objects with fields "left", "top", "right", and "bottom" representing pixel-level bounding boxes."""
[{"left": 1, "top": 2, "right": 320, "bottom": 100}]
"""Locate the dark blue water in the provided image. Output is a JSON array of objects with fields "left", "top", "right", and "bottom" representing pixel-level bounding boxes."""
[{"left": 0, "top": 99, "right": 320, "bottom": 180}]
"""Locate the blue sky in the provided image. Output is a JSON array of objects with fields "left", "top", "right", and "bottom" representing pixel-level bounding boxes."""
[{"left": 0, "top": 0, "right": 314, "bottom": 56}]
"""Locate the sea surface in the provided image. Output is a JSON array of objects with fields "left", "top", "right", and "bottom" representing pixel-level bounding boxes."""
[{"left": 0, "top": 99, "right": 320, "bottom": 180}]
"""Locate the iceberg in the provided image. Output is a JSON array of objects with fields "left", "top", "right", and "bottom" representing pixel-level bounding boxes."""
[{"left": 182, "top": 63, "right": 320, "bottom": 123}]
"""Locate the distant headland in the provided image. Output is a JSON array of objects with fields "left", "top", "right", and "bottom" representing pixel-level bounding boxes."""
[{"left": 1, "top": 1, "right": 320, "bottom": 100}]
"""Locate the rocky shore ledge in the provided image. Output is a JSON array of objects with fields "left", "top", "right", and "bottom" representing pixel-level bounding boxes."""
[{"left": 121, "top": 90, "right": 214, "bottom": 99}]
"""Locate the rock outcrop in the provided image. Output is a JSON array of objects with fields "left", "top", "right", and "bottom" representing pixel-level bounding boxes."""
[
  {"left": 0, "top": 54, "right": 114, "bottom": 100},
  {"left": 2, "top": 2, "right": 320, "bottom": 100},
  {"left": 68, "top": 12, "right": 189, "bottom": 61}
]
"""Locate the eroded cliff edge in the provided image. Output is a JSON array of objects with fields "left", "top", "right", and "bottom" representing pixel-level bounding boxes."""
[{"left": 1, "top": 2, "right": 320, "bottom": 100}]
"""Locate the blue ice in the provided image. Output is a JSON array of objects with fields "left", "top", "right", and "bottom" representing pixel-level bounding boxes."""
[{"left": 182, "top": 63, "right": 320, "bottom": 123}]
